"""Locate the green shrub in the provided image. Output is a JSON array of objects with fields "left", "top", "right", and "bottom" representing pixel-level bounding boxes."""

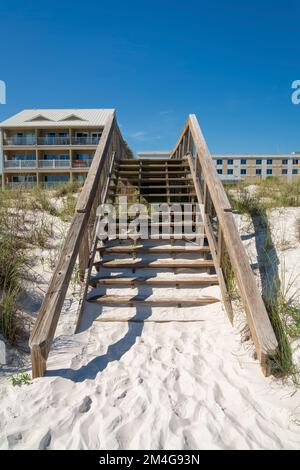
[{"left": 10, "top": 371, "right": 31, "bottom": 386}]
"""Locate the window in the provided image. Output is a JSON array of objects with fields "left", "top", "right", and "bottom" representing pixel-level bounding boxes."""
[
  {"left": 217, "top": 159, "right": 222, "bottom": 165},
  {"left": 267, "top": 169, "right": 273, "bottom": 175},
  {"left": 293, "top": 159, "right": 299, "bottom": 165},
  {"left": 76, "top": 132, "right": 88, "bottom": 144},
  {"left": 293, "top": 169, "right": 298, "bottom": 175},
  {"left": 59, "top": 154, "right": 69, "bottom": 160},
  {"left": 267, "top": 159, "right": 273, "bottom": 165},
  {"left": 227, "top": 159, "right": 233, "bottom": 165},
  {"left": 44, "top": 175, "right": 70, "bottom": 183},
  {"left": 241, "top": 169, "right": 247, "bottom": 175},
  {"left": 76, "top": 153, "right": 91, "bottom": 161},
  {"left": 282, "top": 159, "right": 288, "bottom": 165},
  {"left": 91, "top": 132, "right": 101, "bottom": 144},
  {"left": 75, "top": 174, "right": 86, "bottom": 182},
  {"left": 217, "top": 169, "right": 223, "bottom": 175},
  {"left": 241, "top": 159, "right": 247, "bottom": 165},
  {"left": 227, "top": 169, "right": 233, "bottom": 175},
  {"left": 58, "top": 132, "right": 69, "bottom": 144},
  {"left": 44, "top": 154, "right": 56, "bottom": 160},
  {"left": 256, "top": 169, "right": 262, "bottom": 175},
  {"left": 256, "top": 159, "right": 262, "bottom": 165},
  {"left": 282, "top": 169, "right": 288, "bottom": 175}
]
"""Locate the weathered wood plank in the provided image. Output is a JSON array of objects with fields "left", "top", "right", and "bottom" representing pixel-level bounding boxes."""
[
  {"left": 88, "top": 275, "right": 219, "bottom": 287},
  {"left": 98, "top": 245, "right": 210, "bottom": 254},
  {"left": 76, "top": 112, "right": 115, "bottom": 213},
  {"left": 176, "top": 116, "right": 278, "bottom": 374},
  {"left": 94, "top": 259, "right": 215, "bottom": 269},
  {"left": 29, "top": 212, "right": 87, "bottom": 378},
  {"left": 87, "top": 294, "right": 220, "bottom": 306},
  {"left": 29, "top": 114, "right": 130, "bottom": 378}
]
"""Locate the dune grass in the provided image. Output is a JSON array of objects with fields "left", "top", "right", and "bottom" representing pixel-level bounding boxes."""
[
  {"left": 0, "top": 183, "right": 81, "bottom": 344},
  {"left": 227, "top": 180, "right": 300, "bottom": 379}
]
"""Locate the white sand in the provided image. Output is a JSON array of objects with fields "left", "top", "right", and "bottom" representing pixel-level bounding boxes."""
[{"left": 0, "top": 210, "right": 300, "bottom": 449}]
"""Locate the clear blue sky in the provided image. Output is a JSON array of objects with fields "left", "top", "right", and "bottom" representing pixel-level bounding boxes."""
[{"left": 0, "top": 0, "right": 299, "bottom": 153}]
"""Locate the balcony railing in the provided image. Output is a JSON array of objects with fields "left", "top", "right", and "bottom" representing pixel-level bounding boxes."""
[
  {"left": 4, "top": 159, "right": 93, "bottom": 169},
  {"left": 38, "top": 160, "right": 71, "bottom": 168},
  {"left": 40, "top": 181, "right": 71, "bottom": 189},
  {"left": 6, "top": 181, "right": 37, "bottom": 189},
  {"left": 37, "top": 137, "right": 70, "bottom": 146},
  {"left": 71, "top": 137, "right": 100, "bottom": 145},
  {"left": 72, "top": 159, "right": 93, "bottom": 168},
  {"left": 4, "top": 136, "right": 101, "bottom": 146},
  {"left": 4, "top": 160, "right": 37, "bottom": 169},
  {"left": 4, "top": 137, "right": 36, "bottom": 146}
]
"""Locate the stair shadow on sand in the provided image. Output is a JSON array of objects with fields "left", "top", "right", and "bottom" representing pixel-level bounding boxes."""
[
  {"left": 249, "top": 213, "right": 280, "bottom": 304},
  {"left": 46, "top": 286, "right": 153, "bottom": 383}
]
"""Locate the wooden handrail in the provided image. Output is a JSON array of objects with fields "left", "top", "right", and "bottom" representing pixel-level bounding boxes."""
[
  {"left": 29, "top": 112, "right": 130, "bottom": 378},
  {"left": 170, "top": 114, "right": 278, "bottom": 374}
]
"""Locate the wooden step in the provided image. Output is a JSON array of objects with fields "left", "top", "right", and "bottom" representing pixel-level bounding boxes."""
[
  {"left": 118, "top": 159, "right": 186, "bottom": 164},
  {"left": 111, "top": 214, "right": 201, "bottom": 219},
  {"left": 112, "top": 177, "right": 193, "bottom": 182},
  {"left": 97, "top": 245, "right": 210, "bottom": 254},
  {"left": 97, "top": 234, "right": 207, "bottom": 240},
  {"left": 108, "top": 193, "right": 196, "bottom": 198},
  {"left": 111, "top": 185, "right": 194, "bottom": 190},
  {"left": 87, "top": 294, "right": 220, "bottom": 306},
  {"left": 116, "top": 163, "right": 189, "bottom": 168},
  {"left": 116, "top": 171, "right": 190, "bottom": 176},
  {"left": 99, "top": 220, "right": 202, "bottom": 226},
  {"left": 89, "top": 275, "right": 219, "bottom": 288},
  {"left": 94, "top": 259, "right": 215, "bottom": 269}
]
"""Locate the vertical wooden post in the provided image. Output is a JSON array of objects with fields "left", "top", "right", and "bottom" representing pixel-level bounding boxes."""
[
  {"left": 79, "top": 227, "right": 89, "bottom": 282},
  {"left": 217, "top": 226, "right": 224, "bottom": 267}
]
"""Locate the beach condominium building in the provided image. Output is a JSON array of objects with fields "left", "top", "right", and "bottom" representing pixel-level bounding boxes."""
[
  {"left": 212, "top": 154, "right": 300, "bottom": 183},
  {"left": 0, "top": 109, "right": 114, "bottom": 189}
]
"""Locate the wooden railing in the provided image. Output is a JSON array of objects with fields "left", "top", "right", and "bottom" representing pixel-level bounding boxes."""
[
  {"left": 170, "top": 114, "right": 278, "bottom": 374},
  {"left": 29, "top": 112, "right": 130, "bottom": 378}
]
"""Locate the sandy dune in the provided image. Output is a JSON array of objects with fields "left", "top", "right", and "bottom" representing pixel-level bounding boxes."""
[{"left": 0, "top": 210, "right": 300, "bottom": 449}]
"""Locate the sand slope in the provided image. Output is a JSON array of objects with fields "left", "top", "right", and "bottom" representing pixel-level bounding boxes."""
[
  {"left": 1, "top": 306, "right": 300, "bottom": 450},
  {"left": 1, "top": 210, "right": 300, "bottom": 449}
]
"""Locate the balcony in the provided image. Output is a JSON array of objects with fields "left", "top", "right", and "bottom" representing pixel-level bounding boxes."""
[
  {"left": 6, "top": 181, "right": 37, "bottom": 189},
  {"left": 4, "top": 136, "right": 36, "bottom": 146},
  {"left": 72, "top": 159, "right": 93, "bottom": 168},
  {"left": 38, "top": 159, "right": 71, "bottom": 168},
  {"left": 71, "top": 137, "right": 100, "bottom": 146},
  {"left": 37, "top": 136, "right": 70, "bottom": 146},
  {"left": 4, "top": 136, "right": 101, "bottom": 146},
  {"left": 3, "top": 159, "right": 93, "bottom": 170},
  {"left": 4, "top": 160, "right": 37, "bottom": 169}
]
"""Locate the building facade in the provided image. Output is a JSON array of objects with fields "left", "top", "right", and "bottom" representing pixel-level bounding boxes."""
[
  {"left": 0, "top": 109, "right": 299, "bottom": 189},
  {"left": 137, "top": 151, "right": 170, "bottom": 159},
  {"left": 0, "top": 108, "right": 114, "bottom": 189},
  {"left": 211, "top": 154, "right": 300, "bottom": 183}
]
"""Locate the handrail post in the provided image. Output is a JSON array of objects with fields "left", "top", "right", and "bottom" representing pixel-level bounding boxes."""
[
  {"left": 29, "top": 112, "right": 132, "bottom": 378},
  {"left": 176, "top": 114, "right": 278, "bottom": 374}
]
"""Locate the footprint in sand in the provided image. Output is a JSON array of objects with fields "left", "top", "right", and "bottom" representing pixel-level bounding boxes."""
[
  {"left": 78, "top": 396, "right": 92, "bottom": 414},
  {"left": 38, "top": 430, "right": 52, "bottom": 450}
]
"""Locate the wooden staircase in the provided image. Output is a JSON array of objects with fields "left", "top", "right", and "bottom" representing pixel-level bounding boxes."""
[
  {"left": 29, "top": 113, "right": 278, "bottom": 378},
  {"left": 85, "top": 158, "right": 221, "bottom": 311}
]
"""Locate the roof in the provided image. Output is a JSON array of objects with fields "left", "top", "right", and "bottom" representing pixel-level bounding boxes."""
[{"left": 0, "top": 109, "right": 115, "bottom": 128}]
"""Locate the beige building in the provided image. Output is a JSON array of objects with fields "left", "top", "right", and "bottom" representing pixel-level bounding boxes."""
[
  {"left": 1, "top": 109, "right": 299, "bottom": 188},
  {"left": 211, "top": 154, "right": 300, "bottom": 183},
  {"left": 0, "top": 108, "right": 114, "bottom": 189}
]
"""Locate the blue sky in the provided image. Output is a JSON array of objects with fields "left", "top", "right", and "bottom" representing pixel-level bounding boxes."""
[{"left": 0, "top": 0, "right": 299, "bottom": 153}]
